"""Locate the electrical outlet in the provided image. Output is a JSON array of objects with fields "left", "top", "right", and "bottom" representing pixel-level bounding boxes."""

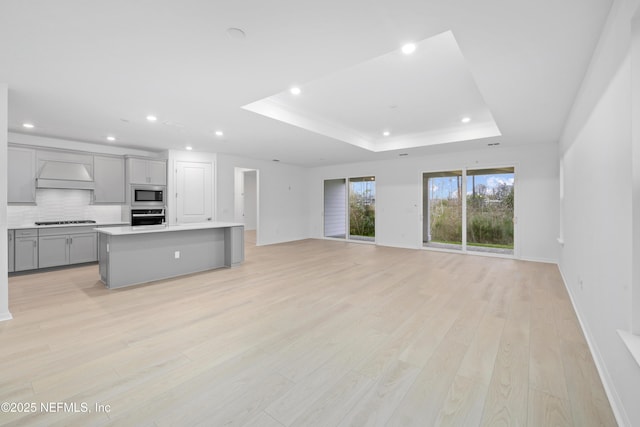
[{"left": 174, "top": 251, "right": 180, "bottom": 259}]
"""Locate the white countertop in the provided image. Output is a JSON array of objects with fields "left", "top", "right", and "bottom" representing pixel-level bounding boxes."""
[
  {"left": 95, "top": 222, "right": 244, "bottom": 236},
  {"left": 9, "top": 222, "right": 130, "bottom": 230}
]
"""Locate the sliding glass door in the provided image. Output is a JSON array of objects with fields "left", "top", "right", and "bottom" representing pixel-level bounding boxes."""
[
  {"left": 323, "top": 176, "right": 376, "bottom": 242},
  {"left": 423, "top": 171, "right": 463, "bottom": 250},
  {"left": 423, "top": 167, "right": 515, "bottom": 255},
  {"left": 349, "top": 177, "right": 376, "bottom": 241},
  {"left": 324, "top": 179, "right": 346, "bottom": 239},
  {"left": 466, "top": 168, "right": 514, "bottom": 254}
]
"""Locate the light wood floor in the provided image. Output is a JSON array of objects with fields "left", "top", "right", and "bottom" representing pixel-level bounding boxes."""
[{"left": 2, "top": 233, "right": 617, "bottom": 426}]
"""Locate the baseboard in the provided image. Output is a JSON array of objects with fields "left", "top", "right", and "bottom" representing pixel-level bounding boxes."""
[
  {"left": 520, "top": 256, "right": 558, "bottom": 264},
  {"left": 0, "top": 311, "right": 13, "bottom": 322},
  {"left": 557, "top": 266, "right": 630, "bottom": 427}
]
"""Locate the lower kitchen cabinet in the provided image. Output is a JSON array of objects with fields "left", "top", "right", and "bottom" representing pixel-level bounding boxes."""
[
  {"left": 38, "top": 235, "right": 69, "bottom": 268},
  {"left": 39, "top": 227, "right": 97, "bottom": 268},
  {"left": 8, "top": 230, "right": 15, "bottom": 273},
  {"left": 69, "top": 233, "right": 98, "bottom": 264},
  {"left": 14, "top": 229, "right": 38, "bottom": 271}
]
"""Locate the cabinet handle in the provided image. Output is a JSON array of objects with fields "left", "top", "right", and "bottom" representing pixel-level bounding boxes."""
[
  {"left": 70, "top": 237, "right": 73, "bottom": 244},
  {"left": 33, "top": 240, "right": 36, "bottom": 248}
]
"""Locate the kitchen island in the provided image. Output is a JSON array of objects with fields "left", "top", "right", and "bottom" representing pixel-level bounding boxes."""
[{"left": 96, "top": 222, "right": 244, "bottom": 289}]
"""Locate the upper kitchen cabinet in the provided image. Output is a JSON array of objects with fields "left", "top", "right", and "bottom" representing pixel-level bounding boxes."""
[
  {"left": 93, "top": 155, "right": 125, "bottom": 204},
  {"left": 8, "top": 146, "right": 36, "bottom": 204},
  {"left": 147, "top": 160, "right": 167, "bottom": 185},
  {"left": 127, "top": 157, "right": 167, "bottom": 185}
]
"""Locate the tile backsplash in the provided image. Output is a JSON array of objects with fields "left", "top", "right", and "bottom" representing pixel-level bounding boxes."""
[{"left": 7, "top": 189, "right": 123, "bottom": 227}]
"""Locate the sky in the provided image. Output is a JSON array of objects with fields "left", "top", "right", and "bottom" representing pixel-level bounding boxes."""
[{"left": 429, "top": 173, "right": 514, "bottom": 199}]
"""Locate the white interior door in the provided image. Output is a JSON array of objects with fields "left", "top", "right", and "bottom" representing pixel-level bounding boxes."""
[{"left": 176, "top": 161, "right": 212, "bottom": 223}]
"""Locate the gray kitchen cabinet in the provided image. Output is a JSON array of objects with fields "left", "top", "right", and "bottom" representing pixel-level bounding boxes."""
[
  {"left": 14, "top": 229, "right": 38, "bottom": 271},
  {"left": 38, "top": 235, "right": 69, "bottom": 268},
  {"left": 69, "top": 233, "right": 98, "bottom": 264},
  {"left": 225, "top": 226, "right": 245, "bottom": 266},
  {"left": 147, "top": 160, "right": 167, "bottom": 185},
  {"left": 128, "top": 158, "right": 148, "bottom": 184},
  {"left": 8, "top": 146, "right": 36, "bottom": 204},
  {"left": 8, "top": 230, "right": 14, "bottom": 273},
  {"left": 127, "top": 158, "right": 166, "bottom": 185},
  {"left": 93, "top": 155, "right": 125, "bottom": 203},
  {"left": 39, "top": 226, "right": 97, "bottom": 268}
]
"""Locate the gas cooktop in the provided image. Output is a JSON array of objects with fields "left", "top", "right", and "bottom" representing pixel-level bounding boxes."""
[{"left": 35, "top": 220, "right": 97, "bottom": 226}]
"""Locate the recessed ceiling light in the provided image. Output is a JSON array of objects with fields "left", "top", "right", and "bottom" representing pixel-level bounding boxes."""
[
  {"left": 401, "top": 43, "right": 416, "bottom": 55},
  {"left": 146, "top": 115, "right": 158, "bottom": 122},
  {"left": 106, "top": 136, "right": 116, "bottom": 142},
  {"left": 215, "top": 130, "right": 224, "bottom": 137},
  {"left": 461, "top": 117, "right": 471, "bottom": 123},
  {"left": 290, "top": 87, "right": 301, "bottom": 96},
  {"left": 22, "top": 122, "right": 35, "bottom": 129},
  {"left": 383, "top": 131, "right": 391, "bottom": 137},
  {"left": 186, "top": 146, "right": 193, "bottom": 151}
]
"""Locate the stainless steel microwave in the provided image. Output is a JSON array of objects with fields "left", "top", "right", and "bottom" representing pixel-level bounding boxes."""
[{"left": 131, "top": 185, "right": 165, "bottom": 207}]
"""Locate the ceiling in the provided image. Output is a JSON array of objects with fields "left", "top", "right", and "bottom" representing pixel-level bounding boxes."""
[{"left": 0, "top": 0, "right": 612, "bottom": 167}]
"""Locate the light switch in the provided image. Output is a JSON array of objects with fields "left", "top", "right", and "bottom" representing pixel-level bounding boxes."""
[{"left": 174, "top": 251, "right": 180, "bottom": 259}]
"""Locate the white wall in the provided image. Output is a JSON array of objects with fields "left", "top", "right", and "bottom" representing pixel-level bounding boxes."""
[
  {"left": 233, "top": 168, "right": 246, "bottom": 224},
  {"left": 308, "top": 143, "right": 559, "bottom": 262},
  {"left": 631, "top": 7, "right": 640, "bottom": 337},
  {"left": 217, "top": 153, "right": 309, "bottom": 246},
  {"left": 0, "top": 84, "right": 10, "bottom": 321},
  {"left": 559, "top": 0, "right": 640, "bottom": 425}
]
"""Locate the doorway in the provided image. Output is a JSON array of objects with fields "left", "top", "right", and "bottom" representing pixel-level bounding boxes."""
[{"left": 234, "top": 167, "right": 259, "bottom": 246}]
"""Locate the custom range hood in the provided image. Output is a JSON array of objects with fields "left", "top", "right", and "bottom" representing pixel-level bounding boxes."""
[{"left": 36, "top": 159, "right": 95, "bottom": 190}]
